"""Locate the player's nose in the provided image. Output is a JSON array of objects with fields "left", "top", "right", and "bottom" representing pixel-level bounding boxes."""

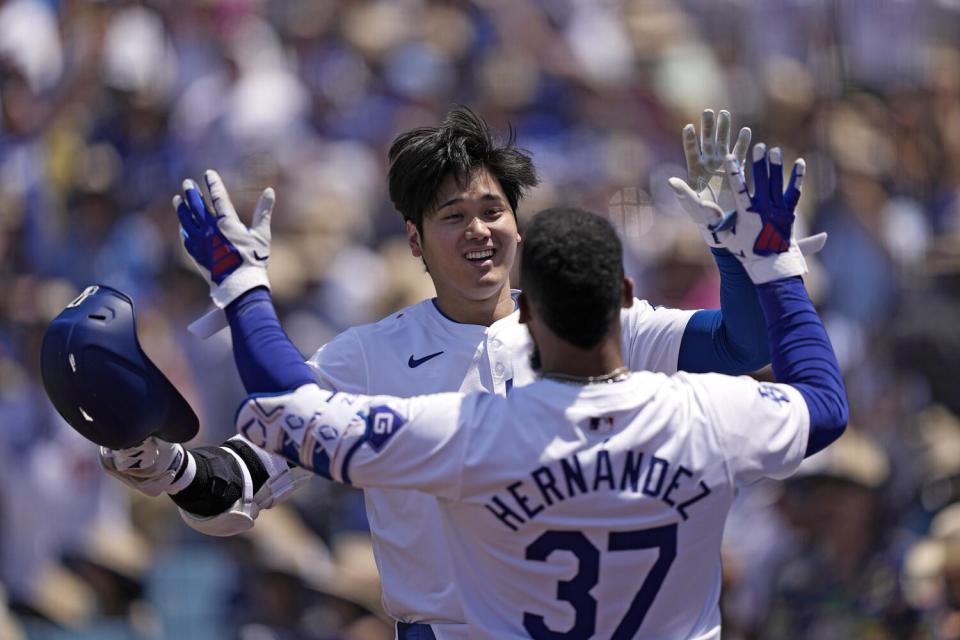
[{"left": 464, "top": 216, "right": 491, "bottom": 240}]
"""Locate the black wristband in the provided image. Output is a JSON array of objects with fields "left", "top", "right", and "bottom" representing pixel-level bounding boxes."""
[{"left": 170, "top": 445, "right": 251, "bottom": 516}]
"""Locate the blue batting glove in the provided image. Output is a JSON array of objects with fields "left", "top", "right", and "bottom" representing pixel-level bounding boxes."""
[
  {"left": 746, "top": 145, "right": 803, "bottom": 256},
  {"left": 173, "top": 170, "right": 275, "bottom": 308},
  {"left": 176, "top": 180, "right": 243, "bottom": 284}
]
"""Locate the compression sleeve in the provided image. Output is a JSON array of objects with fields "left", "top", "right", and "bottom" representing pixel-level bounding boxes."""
[
  {"left": 224, "top": 287, "right": 316, "bottom": 393},
  {"left": 678, "top": 248, "right": 770, "bottom": 374},
  {"left": 756, "top": 277, "right": 848, "bottom": 456}
]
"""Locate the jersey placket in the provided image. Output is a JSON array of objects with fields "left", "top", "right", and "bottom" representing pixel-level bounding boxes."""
[{"left": 485, "top": 327, "right": 514, "bottom": 395}]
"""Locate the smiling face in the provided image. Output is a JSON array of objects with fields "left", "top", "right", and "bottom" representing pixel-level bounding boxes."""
[{"left": 406, "top": 166, "right": 521, "bottom": 321}]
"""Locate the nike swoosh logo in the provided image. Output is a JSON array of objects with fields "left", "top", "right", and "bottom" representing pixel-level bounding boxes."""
[
  {"left": 408, "top": 351, "right": 444, "bottom": 368},
  {"left": 253, "top": 251, "right": 270, "bottom": 261}
]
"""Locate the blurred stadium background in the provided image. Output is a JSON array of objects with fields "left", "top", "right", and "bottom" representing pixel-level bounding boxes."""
[{"left": 2, "top": 0, "right": 960, "bottom": 638}]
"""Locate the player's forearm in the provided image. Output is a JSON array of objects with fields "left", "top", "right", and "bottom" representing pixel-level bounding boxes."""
[
  {"left": 755, "top": 277, "right": 848, "bottom": 456},
  {"left": 225, "top": 287, "right": 316, "bottom": 393},
  {"left": 677, "top": 249, "right": 769, "bottom": 374}
]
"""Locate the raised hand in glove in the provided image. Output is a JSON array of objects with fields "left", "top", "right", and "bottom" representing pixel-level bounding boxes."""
[
  {"left": 681, "top": 108, "right": 752, "bottom": 216},
  {"left": 669, "top": 110, "right": 826, "bottom": 256},
  {"left": 672, "top": 144, "right": 811, "bottom": 284},
  {"left": 174, "top": 170, "right": 275, "bottom": 308}
]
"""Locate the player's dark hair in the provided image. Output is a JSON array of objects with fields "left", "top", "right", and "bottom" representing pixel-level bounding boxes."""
[
  {"left": 520, "top": 208, "right": 624, "bottom": 349},
  {"left": 388, "top": 107, "right": 539, "bottom": 233}
]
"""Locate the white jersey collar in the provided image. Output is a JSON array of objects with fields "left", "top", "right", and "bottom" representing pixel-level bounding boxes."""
[{"left": 425, "top": 289, "right": 521, "bottom": 336}]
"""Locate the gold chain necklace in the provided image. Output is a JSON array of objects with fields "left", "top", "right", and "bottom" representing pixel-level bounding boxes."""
[{"left": 540, "top": 366, "right": 631, "bottom": 385}]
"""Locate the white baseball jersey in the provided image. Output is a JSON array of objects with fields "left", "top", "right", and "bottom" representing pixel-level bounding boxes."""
[
  {"left": 305, "top": 293, "right": 695, "bottom": 636},
  {"left": 255, "top": 371, "right": 809, "bottom": 639}
]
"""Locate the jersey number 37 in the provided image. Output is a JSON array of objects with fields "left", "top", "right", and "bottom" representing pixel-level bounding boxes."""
[{"left": 524, "top": 524, "right": 677, "bottom": 639}]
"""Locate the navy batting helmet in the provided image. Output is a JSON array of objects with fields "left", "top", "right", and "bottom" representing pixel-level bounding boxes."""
[{"left": 40, "top": 285, "right": 199, "bottom": 449}]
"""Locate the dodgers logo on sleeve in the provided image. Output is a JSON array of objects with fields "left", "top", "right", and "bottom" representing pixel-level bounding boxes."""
[
  {"left": 366, "top": 406, "right": 406, "bottom": 452},
  {"left": 758, "top": 384, "right": 790, "bottom": 405}
]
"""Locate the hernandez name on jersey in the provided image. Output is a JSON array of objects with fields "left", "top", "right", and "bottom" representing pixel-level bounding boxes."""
[
  {"left": 238, "top": 367, "right": 809, "bottom": 639},
  {"left": 300, "top": 293, "right": 694, "bottom": 636}
]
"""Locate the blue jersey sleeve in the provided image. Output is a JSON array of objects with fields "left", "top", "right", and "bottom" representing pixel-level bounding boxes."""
[
  {"left": 677, "top": 248, "right": 771, "bottom": 374},
  {"left": 755, "top": 277, "right": 848, "bottom": 456}
]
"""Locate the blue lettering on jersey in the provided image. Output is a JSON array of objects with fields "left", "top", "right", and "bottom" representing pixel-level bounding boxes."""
[
  {"left": 485, "top": 449, "right": 714, "bottom": 531},
  {"left": 365, "top": 405, "right": 406, "bottom": 452},
  {"left": 758, "top": 384, "right": 790, "bottom": 405}
]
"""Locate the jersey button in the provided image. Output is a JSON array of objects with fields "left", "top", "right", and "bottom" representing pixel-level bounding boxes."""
[
  {"left": 490, "top": 339, "right": 502, "bottom": 350},
  {"left": 494, "top": 362, "right": 506, "bottom": 376}
]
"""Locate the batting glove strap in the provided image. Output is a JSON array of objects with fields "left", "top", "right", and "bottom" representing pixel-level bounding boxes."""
[
  {"left": 739, "top": 242, "right": 808, "bottom": 285},
  {"left": 210, "top": 268, "right": 271, "bottom": 309}
]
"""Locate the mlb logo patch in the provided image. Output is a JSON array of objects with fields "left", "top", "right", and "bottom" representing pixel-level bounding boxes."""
[
  {"left": 589, "top": 416, "right": 615, "bottom": 433},
  {"left": 366, "top": 406, "right": 406, "bottom": 452}
]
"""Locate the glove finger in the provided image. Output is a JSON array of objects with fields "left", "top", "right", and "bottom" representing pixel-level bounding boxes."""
[
  {"left": 183, "top": 179, "right": 215, "bottom": 228},
  {"left": 204, "top": 169, "right": 239, "bottom": 221},
  {"left": 174, "top": 195, "right": 201, "bottom": 238},
  {"left": 751, "top": 143, "right": 769, "bottom": 204},
  {"left": 716, "top": 110, "right": 732, "bottom": 158},
  {"left": 723, "top": 154, "right": 752, "bottom": 215},
  {"left": 251, "top": 187, "right": 275, "bottom": 241},
  {"left": 682, "top": 124, "right": 701, "bottom": 187},
  {"left": 732, "top": 127, "right": 752, "bottom": 166},
  {"left": 701, "top": 109, "right": 717, "bottom": 162},
  {"left": 183, "top": 236, "right": 199, "bottom": 258},
  {"left": 784, "top": 158, "right": 806, "bottom": 210},
  {"left": 668, "top": 177, "right": 723, "bottom": 226},
  {"left": 769, "top": 147, "right": 786, "bottom": 208},
  {"left": 797, "top": 232, "right": 827, "bottom": 256}
]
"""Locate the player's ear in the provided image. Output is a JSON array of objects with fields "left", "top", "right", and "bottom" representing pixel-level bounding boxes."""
[
  {"left": 518, "top": 292, "right": 530, "bottom": 324},
  {"left": 406, "top": 220, "right": 423, "bottom": 258},
  {"left": 622, "top": 277, "right": 634, "bottom": 308}
]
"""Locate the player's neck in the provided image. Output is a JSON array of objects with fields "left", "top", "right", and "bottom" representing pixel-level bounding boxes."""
[
  {"left": 538, "top": 334, "right": 626, "bottom": 381},
  {"left": 433, "top": 283, "right": 516, "bottom": 326}
]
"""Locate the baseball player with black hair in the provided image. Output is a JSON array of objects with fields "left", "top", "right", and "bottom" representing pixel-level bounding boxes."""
[
  {"left": 228, "top": 150, "right": 847, "bottom": 638},
  {"left": 99, "top": 109, "right": 828, "bottom": 638}
]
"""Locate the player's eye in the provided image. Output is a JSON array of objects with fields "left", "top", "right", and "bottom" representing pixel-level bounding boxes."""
[
  {"left": 443, "top": 212, "right": 463, "bottom": 222},
  {"left": 486, "top": 208, "right": 505, "bottom": 218}
]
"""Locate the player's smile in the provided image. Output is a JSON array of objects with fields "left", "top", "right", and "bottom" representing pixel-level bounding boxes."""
[
  {"left": 463, "top": 246, "right": 497, "bottom": 269},
  {"left": 464, "top": 247, "right": 495, "bottom": 262}
]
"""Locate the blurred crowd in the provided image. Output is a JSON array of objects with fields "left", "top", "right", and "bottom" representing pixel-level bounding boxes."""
[{"left": 2, "top": 0, "right": 960, "bottom": 638}]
